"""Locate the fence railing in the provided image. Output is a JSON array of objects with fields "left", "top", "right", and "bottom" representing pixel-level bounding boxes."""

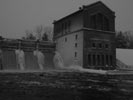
[{"left": 0, "top": 39, "right": 56, "bottom": 52}]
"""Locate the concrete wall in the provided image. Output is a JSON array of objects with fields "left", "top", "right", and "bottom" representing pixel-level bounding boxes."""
[
  {"left": 0, "top": 50, "right": 54, "bottom": 70},
  {"left": 56, "top": 31, "right": 83, "bottom": 67}
]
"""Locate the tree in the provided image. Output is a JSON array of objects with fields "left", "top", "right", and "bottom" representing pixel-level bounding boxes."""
[
  {"left": 35, "top": 25, "right": 53, "bottom": 41},
  {"left": 35, "top": 25, "right": 43, "bottom": 40},
  {"left": 42, "top": 32, "right": 48, "bottom": 41},
  {"left": 0, "top": 36, "right": 3, "bottom": 40},
  {"left": 116, "top": 31, "right": 128, "bottom": 48},
  {"left": 22, "top": 30, "right": 36, "bottom": 40}
]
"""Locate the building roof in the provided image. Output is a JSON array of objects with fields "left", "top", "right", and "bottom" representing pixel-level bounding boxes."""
[
  {"left": 116, "top": 49, "right": 133, "bottom": 66},
  {"left": 53, "top": 1, "right": 115, "bottom": 24}
]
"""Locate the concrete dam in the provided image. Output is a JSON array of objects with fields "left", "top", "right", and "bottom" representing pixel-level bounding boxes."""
[{"left": 0, "top": 39, "right": 55, "bottom": 70}]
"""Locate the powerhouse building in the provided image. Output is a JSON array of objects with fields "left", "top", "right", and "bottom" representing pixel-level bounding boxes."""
[{"left": 53, "top": 1, "right": 116, "bottom": 69}]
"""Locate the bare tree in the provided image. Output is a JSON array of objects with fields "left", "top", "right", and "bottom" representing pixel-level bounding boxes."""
[
  {"left": 35, "top": 25, "right": 43, "bottom": 40},
  {"left": 35, "top": 25, "right": 53, "bottom": 41},
  {"left": 43, "top": 26, "right": 53, "bottom": 41},
  {"left": 22, "top": 30, "right": 36, "bottom": 40}
]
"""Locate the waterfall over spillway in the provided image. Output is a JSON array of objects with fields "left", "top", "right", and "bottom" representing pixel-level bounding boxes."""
[
  {"left": 33, "top": 50, "right": 45, "bottom": 70},
  {"left": 53, "top": 51, "right": 64, "bottom": 69},
  {"left": 15, "top": 49, "right": 25, "bottom": 70}
]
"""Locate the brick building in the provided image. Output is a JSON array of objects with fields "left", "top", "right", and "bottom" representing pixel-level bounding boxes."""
[{"left": 53, "top": 1, "right": 116, "bottom": 69}]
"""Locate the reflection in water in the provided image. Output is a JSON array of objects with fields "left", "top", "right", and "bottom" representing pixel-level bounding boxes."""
[
  {"left": 33, "top": 50, "right": 45, "bottom": 70},
  {"left": 15, "top": 49, "right": 25, "bottom": 70}
]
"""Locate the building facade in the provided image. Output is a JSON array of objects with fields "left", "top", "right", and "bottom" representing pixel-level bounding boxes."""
[{"left": 53, "top": 1, "right": 116, "bottom": 69}]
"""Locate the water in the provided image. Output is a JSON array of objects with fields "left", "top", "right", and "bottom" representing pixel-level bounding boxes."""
[
  {"left": 0, "top": 51, "right": 132, "bottom": 100},
  {"left": 53, "top": 51, "right": 107, "bottom": 74},
  {"left": 15, "top": 49, "right": 25, "bottom": 70},
  {"left": 53, "top": 51, "right": 65, "bottom": 69},
  {"left": 33, "top": 50, "right": 45, "bottom": 70}
]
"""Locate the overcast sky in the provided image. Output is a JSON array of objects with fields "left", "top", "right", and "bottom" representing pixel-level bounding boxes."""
[{"left": 0, "top": 0, "right": 133, "bottom": 38}]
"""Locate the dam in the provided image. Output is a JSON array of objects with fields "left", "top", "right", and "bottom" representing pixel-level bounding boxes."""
[{"left": 0, "top": 39, "right": 55, "bottom": 70}]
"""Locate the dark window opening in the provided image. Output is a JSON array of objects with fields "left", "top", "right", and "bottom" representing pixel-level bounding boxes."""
[
  {"left": 102, "top": 55, "right": 104, "bottom": 66},
  {"left": 93, "top": 54, "right": 96, "bottom": 66},
  {"left": 75, "top": 43, "right": 77, "bottom": 48},
  {"left": 88, "top": 54, "right": 91, "bottom": 65},
  {"left": 91, "top": 15, "right": 97, "bottom": 29},
  {"left": 92, "top": 43, "right": 96, "bottom": 48},
  {"left": 110, "top": 55, "right": 113, "bottom": 66},
  {"left": 75, "top": 52, "right": 77, "bottom": 57},
  {"left": 97, "top": 13, "right": 103, "bottom": 30},
  {"left": 104, "top": 17, "right": 110, "bottom": 31},
  {"left": 97, "top": 55, "right": 100, "bottom": 65},
  {"left": 68, "top": 21, "right": 71, "bottom": 32},
  {"left": 62, "top": 23, "right": 64, "bottom": 34},
  {"left": 105, "top": 44, "right": 109, "bottom": 49},
  {"left": 106, "top": 55, "right": 109, "bottom": 65},
  {"left": 65, "top": 38, "right": 67, "bottom": 42},
  {"left": 90, "top": 13, "right": 110, "bottom": 31},
  {"left": 65, "top": 22, "right": 67, "bottom": 33},
  {"left": 99, "top": 43, "right": 102, "bottom": 48},
  {"left": 75, "top": 34, "right": 78, "bottom": 40}
]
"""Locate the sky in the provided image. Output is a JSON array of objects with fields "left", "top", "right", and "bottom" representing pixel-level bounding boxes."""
[{"left": 0, "top": 0, "right": 133, "bottom": 38}]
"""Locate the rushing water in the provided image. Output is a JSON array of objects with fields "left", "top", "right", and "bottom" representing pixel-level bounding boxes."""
[{"left": 0, "top": 51, "right": 132, "bottom": 100}]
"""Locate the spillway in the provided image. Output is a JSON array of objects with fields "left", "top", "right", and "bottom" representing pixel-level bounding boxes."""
[
  {"left": 0, "top": 39, "right": 55, "bottom": 71},
  {"left": 2, "top": 50, "right": 17, "bottom": 70}
]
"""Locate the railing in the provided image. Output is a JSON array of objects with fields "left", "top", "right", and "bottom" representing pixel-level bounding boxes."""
[{"left": 0, "top": 39, "right": 56, "bottom": 52}]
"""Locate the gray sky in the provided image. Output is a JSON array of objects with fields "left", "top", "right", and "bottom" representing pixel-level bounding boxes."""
[{"left": 0, "top": 0, "right": 133, "bottom": 38}]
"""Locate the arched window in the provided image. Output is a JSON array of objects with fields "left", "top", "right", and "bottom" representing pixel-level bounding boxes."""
[
  {"left": 90, "top": 13, "right": 110, "bottom": 31},
  {"left": 110, "top": 55, "right": 113, "bottom": 65},
  {"left": 97, "top": 55, "right": 100, "bottom": 65},
  {"left": 93, "top": 54, "right": 96, "bottom": 66},
  {"left": 88, "top": 54, "right": 91, "bottom": 65},
  {"left": 106, "top": 55, "right": 109, "bottom": 65}
]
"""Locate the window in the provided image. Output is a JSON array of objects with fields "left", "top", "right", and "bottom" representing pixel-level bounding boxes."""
[
  {"left": 97, "top": 55, "right": 100, "bottom": 65},
  {"left": 62, "top": 23, "right": 64, "bottom": 34},
  {"left": 88, "top": 54, "right": 91, "bottom": 65},
  {"left": 68, "top": 21, "right": 71, "bottom": 32},
  {"left": 97, "top": 13, "right": 103, "bottom": 30},
  {"left": 65, "top": 37, "right": 67, "bottom": 42},
  {"left": 110, "top": 55, "right": 113, "bottom": 66},
  {"left": 102, "top": 54, "right": 104, "bottom": 66},
  {"left": 75, "top": 43, "right": 77, "bottom": 48},
  {"left": 105, "top": 44, "right": 109, "bottom": 49},
  {"left": 106, "top": 55, "right": 109, "bottom": 65},
  {"left": 99, "top": 43, "right": 102, "bottom": 48},
  {"left": 104, "top": 17, "right": 110, "bottom": 31},
  {"left": 90, "top": 13, "right": 110, "bottom": 31},
  {"left": 91, "top": 15, "right": 97, "bottom": 29},
  {"left": 92, "top": 43, "right": 96, "bottom": 48},
  {"left": 65, "top": 22, "right": 67, "bottom": 33},
  {"left": 75, "top": 34, "right": 78, "bottom": 40},
  {"left": 75, "top": 52, "right": 77, "bottom": 57},
  {"left": 92, "top": 54, "right": 96, "bottom": 65}
]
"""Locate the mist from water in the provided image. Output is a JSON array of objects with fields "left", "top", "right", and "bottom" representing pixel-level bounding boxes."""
[
  {"left": 53, "top": 51, "right": 107, "bottom": 74},
  {"left": 33, "top": 50, "right": 45, "bottom": 70},
  {"left": 15, "top": 49, "right": 25, "bottom": 70}
]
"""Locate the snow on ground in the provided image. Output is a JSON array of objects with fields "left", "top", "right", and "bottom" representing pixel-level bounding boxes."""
[{"left": 116, "top": 49, "right": 133, "bottom": 66}]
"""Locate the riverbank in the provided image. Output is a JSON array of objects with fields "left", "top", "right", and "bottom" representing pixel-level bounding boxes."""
[{"left": 0, "top": 69, "right": 132, "bottom": 100}]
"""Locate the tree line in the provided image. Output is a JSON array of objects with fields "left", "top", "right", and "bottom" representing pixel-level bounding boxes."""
[
  {"left": 22, "top": 25, "right": 53, "bottom": 41},
  {"left": 1, "top": 29, "right": 133, "bottom": 49},
  {"left": 116, "top": 31, "right": 133, "bottom": 49}
]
